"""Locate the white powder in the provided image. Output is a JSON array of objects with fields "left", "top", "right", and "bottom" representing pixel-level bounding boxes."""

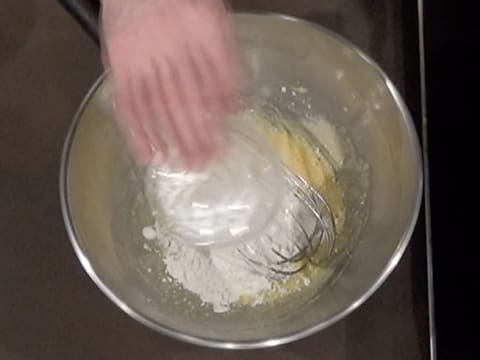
[
  {"left": 142, "top": 226, "right": 157, "bottom": 241},
  {"left": 142, "top": 192, "right": 314, "bottom": 313},
  {"left": 158, "top": 237, "right": 273, "bottom": 313}
]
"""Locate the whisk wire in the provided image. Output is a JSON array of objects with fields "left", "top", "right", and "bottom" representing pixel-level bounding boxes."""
[{"left": 239, "top": 169, "right": 337, "bottom": 278}]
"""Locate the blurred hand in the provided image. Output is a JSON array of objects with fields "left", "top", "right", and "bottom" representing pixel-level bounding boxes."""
[{"left": 101, "top": 0, "right": 243, "bottom": 167}]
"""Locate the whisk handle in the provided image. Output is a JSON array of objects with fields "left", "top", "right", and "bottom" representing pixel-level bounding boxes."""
[{"left": 57, "top": 0, "right": 100, "bottom": 45}]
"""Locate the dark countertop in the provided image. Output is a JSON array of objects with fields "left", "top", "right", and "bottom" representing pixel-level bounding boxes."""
[{"left": 0, "top": 0, "right": 430, "bottom": 359}]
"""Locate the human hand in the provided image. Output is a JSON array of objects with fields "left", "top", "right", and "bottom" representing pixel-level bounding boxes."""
[{"left": 101, "top": 0, "right": 243, "bottom": 167}]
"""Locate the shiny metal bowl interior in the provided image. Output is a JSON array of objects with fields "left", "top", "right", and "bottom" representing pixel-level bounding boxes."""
[{"left": 60, "top": 14, "right": 423, "bottom": 349}]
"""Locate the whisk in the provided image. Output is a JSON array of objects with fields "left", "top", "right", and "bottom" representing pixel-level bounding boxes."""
[
  {"left": 236, "top": 168, "right": 336, "bottom": 278},
  {"left": 226, "top": 103, "right": 339, "bottom": 278},
  {"left": 144, "top": 114, "right": 338, "bottom": 278}
]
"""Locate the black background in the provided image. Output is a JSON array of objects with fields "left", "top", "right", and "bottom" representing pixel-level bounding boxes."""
[{"left": 425, "top": 0, "right": 478, "bottom": 357}]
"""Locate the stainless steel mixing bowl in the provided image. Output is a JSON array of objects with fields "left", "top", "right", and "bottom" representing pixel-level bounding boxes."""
[{"left": 60, "top": 14, "right": 423, "bottom": 349}]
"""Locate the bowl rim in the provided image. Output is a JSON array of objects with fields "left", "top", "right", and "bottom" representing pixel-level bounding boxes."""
[{"left": 60, "top": 12, "right": 424, "bottom": 350}]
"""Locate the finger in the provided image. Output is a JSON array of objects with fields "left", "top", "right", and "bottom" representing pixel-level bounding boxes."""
[
  {"left": 215, "top": 7, "right": 245, "bottom": 87},
  {"left": 114, "top": 75, "right": 154, "bottom": 165},
  {"left": 162, "top": 3, "right": 216, "bottom": 168},
  {"left": 135, "top": 71, "right": 168, "bottom": 160},
  {"left": 180, "top": 2, "right": 238, "bottom": 117},
  {"left": 196, "top": 44, "right": 240, "bottom": 137},
  {"left": 190, "top": 46, "right": 221, "bottom": 124},
  {"left": 208, "top": 7, "right": 244, "bottom": 89},
  {"left": 166, "top": 59, "right": 210, "bottom": 169},
  {"left": 153, "top": 60, "right": 199, "bottom": 169},
  {"left": 197, "top": 27, "right": 242, "bottom": 116},
  {"left": 189, "top": 47, "right": 230, "bottom": 160},
  {"left": 182, "top": 47, "right": 220, "bottom": 165}
]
